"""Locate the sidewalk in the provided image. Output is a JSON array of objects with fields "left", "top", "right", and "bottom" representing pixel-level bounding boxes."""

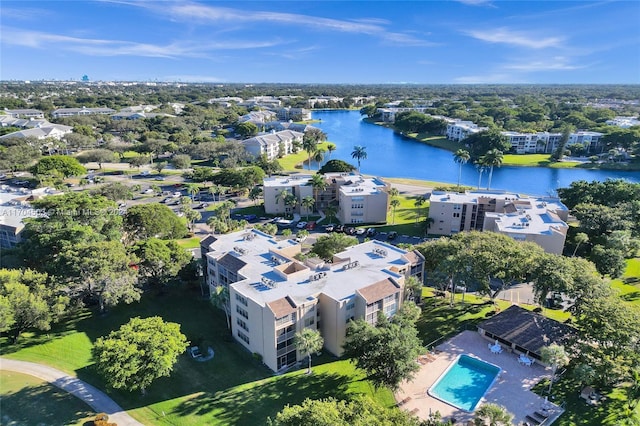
[{"left": 1, "top": 358, "right": 143, "bottom": 426}]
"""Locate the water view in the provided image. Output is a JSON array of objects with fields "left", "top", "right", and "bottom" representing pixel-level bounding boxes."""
[{"left": 312, "top": 110, "right": 640, "bottom": 196}]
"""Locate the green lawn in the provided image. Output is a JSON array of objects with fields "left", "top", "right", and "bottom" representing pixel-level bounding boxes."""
[
  {"left": 412, "top": 132, "right": 464, "bottom": 152},
  {"left": 610, "top": 257, "right": 640, "bottom": 305},
  {"left": 0, "top": 371, "right": 95, "bottom": 426},
  {"left": 176, "top": 237, "right": 202, "bottom": 249},
  {"left": 279, "top": 142, "right": 334, "bottom": 172},
  {"left": 0, "top": 286, "right": 394, "bottom": 425}
]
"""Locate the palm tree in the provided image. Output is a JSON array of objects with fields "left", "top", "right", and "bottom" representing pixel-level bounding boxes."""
[
  {"left": 541, "top": 344, "right": 569, "bottom": 394},
  {"left": 482, "top": 149, "right": 504, "bottom": 190},
  {"left": 309, "top": 174, "right": 327, "bottom": 207},
  {"left": 475, "top": 161, "right": 487, "bottom": 190},
  {"left": 284, "top": 193, "right": 298, "bottom": 218},
  {"left": 294, "top": 328, "right": 324, "bottom": 375},
  {"left": 302, "top": 133, "right": 319, "bottom": 169},
  {"left": 389, "top": 198, "right": 401, "bottom": 224},
  {"left": 453, "top": 149, "right": 470, "bottom": 189},
  {"left": 324, "top": 204, "right": 337, "bottom": 223},
  {"left": 414, "top": 195, "right": 425, "bottom": 226},
  {"left": 275, "top": 188, "right": 291, "bottom": 206},
  {"left": 389, "top": 187, "right": 399, "bottom": 198},
  {"left": 326, "top": 143, "right": 336, "bottom": 159},
  {"left": 248, "top": 186, "right": 262, "bottom": 206},
  {"left": 474, "top": 403, "right": 513, "bottom": 426},
  {"left": 210, "top": 285, "right": 231, "bottom": 330},
  {"left": 313, "top": 148, "right": 326, "bottom": 171},
  {"left": 301, "top": 195, "right": 315, "bottom": 220},
  {"left": 425, "top": 217, "right": 435, "bottom": 235},
  {"left": 185, "top": 183, "right": 200, "bottom": 201},
  {"left": 572, "top": 232, "right": 589, "bottom": 257},
  {"left": 351, "top": 145, "right": 367, "bottom": 173}
]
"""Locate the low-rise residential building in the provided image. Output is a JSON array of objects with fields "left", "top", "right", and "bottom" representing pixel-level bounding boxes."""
[
  {"left": 377, "top": 107, "right": 432, "bottom": 123},
  {"left": 52, "top": 106, "right": 116, "bottom": 118},
  {"left": 307, "top": 96, "right": 343, "bottom": 108},
  {"left": 428, "top": 190, "right": 569, "bottom": 254},
  {"left": 0, "top": 186, "right": 57, "bottom": 249},
  {"left": 606, "top": 116, "right": 640, "bottom": 128},
  {"left": 275, "top": 107, "right": 312, "bottom": 122},
  {"left": 239, "top": 97, "right": 282, "bottom": 109},
  {"left": 263, "top": 172, "right": 390, "bottom": 224},
  {"left": 201, "top": 230, "right": 424, "bottom": 372},
  {"left": 242, "top": 130, "right": 303, "bottom": 160},
  {"left": 238, "top": 111, "right": 278, "bottom": 127},
  {"left": 501, "top": 131, "right": 604, "bottom": 154},
  {"left": 3, "top": 108, "right": 45, "bottom": 119},
  {"left": 446, "top": 120, "right": 487, "bottom": 142}
]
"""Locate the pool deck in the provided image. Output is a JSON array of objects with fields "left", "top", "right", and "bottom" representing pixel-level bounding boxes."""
[{"left": 396, "top": 330, "right": 564, "bottom": 425}]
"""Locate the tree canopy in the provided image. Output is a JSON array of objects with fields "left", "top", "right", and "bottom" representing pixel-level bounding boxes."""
[
  {"left": 124, "top": 203, "right": 188, "bottom": 241},
  {"left": 318, "top": 159, "right": 356, "bottom": 174},
  {"left": 311, "top": 233, "right": 358, "bottom": 261},
  {"left": 93, "top": 316, "right": 188, "bottom": 394},
  {"left": 31, "top": 155, "right": 86, "bottom": 178}
]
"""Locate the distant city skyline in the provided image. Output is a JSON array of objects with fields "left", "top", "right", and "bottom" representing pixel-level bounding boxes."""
[{"left": 1, "top": 1, "right": 639, "bottom": 84}]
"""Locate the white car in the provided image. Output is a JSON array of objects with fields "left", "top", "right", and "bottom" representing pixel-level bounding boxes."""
[
  {"left": 355, "top": 228, "right": 366, "bottom": 235},
  {"left": 172, "top": 192, "right": 182, "bottom": 198},
  {"left": 296, "top": 221, "right": 307, "bottom": 229},
  {"left": 295, "top": 234, "right": 307, "bottom": 243},
  {"left": 143, "top": 188, "right": 155, "bottom": 194}
]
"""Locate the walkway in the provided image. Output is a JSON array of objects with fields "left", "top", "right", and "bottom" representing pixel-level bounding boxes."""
[{"left": 0, "top": 358, "right": 143, "bottom": 426}]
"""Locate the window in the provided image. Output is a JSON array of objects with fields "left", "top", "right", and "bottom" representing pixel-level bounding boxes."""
[
  {"left": 236, "top": 318, "right": 249, "bottom": 332},
  {"left": 237, "top": 330, "right": 250, "bottom": 345},
  {"left": 346, "top": 302, "right": 355, "bottom": 311},
  {"left": 384, "top": 294, "right": 395, "bottom": 304},
  {"left": 236, "top": 306, "right": 248, "bottom": 319},
  {"left": 304, "top": 317, "right": 315, "bottom": 327},
  {"left": 235, "top": 293, "right": 248, "bottom": 306}
]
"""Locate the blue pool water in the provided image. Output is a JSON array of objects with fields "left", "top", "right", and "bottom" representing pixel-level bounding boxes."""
[{"left": 428, "top": 354, "right": 501, "bottom": 412}]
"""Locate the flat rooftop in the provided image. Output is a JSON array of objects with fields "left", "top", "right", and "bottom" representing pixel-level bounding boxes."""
[
  {"left": 263, "top": 174, "right": 313, "bottom": 187},
  {"left": 205, "top": 230, "right": 411, "bottom": 306},
  {"left": 0, "top": 186, "right": 56, "bottom": 229},
  {"left": 430, "top": 190, "right": 568, "bottom": 212}
]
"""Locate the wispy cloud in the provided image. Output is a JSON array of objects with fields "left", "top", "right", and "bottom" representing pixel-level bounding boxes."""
[
  {"left": 455, "top": 0, "right": 495, "bottom": 7},
  {"left": 503, "top": 56, "right": 590, "bottom": 72},
  {"left": 466, "top": 27, "right": 564, "bottom": 49},
  {"left": 0, "top": 27, "right": 285, "bottom": 58},
  {"left": 161, "top": 75, "right": 225, "bottom": 83},
  {"left": 123, "top": 1, "right": 435, "bottom": 46},
  {"left": 454, "top": 73, "right": 524, "bottom": 84}
]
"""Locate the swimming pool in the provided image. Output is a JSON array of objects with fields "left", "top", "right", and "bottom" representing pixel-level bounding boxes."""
[{"left": 428, "top": 354, "right": 501, "bottom": 412}]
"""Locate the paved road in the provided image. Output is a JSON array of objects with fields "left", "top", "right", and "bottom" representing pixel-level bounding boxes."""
[{"left": 0, "top": 358, "right": 143, "bottom": 426}]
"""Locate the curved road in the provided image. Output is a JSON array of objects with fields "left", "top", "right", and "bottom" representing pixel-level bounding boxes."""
[{"left": 1, "top": 358, "right": 143, "bottom": 426}]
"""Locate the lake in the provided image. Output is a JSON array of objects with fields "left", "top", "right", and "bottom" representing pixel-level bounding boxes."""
[{"left": 311, "top": 110, "right": 640, "bottom": 196}]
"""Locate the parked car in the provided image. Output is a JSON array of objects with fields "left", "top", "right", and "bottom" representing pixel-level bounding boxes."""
[
  {"left": 271, "top": 216, "right": 283, "bottom": 223},
  {"left": 195, "top": 202, "right": 209, "bottom": 209},
  {"left": 155, "top": 176, "right": 166, "bottom": 181},
  {"left": 345, "top": 227, "right": 356, "bottom": 235},
  {"left": 366, "top": 228, "right": 377, "bottom": 237},
  {"left": 305, "top": 221, "right": 316, "bottom": 230},
  {"left": 143, "top": 188, "right": 155, "bottom": 194},
  {"left": 324, "top": 224, "right": 335, "bottom": 232},
  {"left": 335, "top": 224, "right": 345, "bottom": 233},
  {"left": 243, "top": 214, "right": 258, "bottom": 222},
  {"left": 387, "top": 231, "right": 398, "bottom": 240},
  {"left": 296, "top": 221, "right": 307, "bottom": 229},
  {"left": 355, "top": 228, "right": 366, "bottom": 235},
  {"left": 276, "top": 219, "right": 293, "bottom": 228},
  {"left": 295, "top": 233, "right": 308, "bottom": 243}
]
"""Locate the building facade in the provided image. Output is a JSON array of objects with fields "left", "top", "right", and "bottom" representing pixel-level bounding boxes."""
[
  {"left": 242, "top": 130, "right": 304, "bottom": 160},
  {"left": 201, "top": 230, "right": 424, "bottom": 372},
  {"left": 501, "top": 131, "right": 604, "bottom": 154},
  {"left": 428, "top": 190, "right": 569, "bottom": 254},
  {"left": 446, "top": 121, "right": 487, "bottom": 142},
  {"left": 52, "top": 107, "right": 116, "bottom": 118}
]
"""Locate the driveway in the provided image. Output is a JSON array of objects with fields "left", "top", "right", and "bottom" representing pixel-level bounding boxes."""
[{"left": 0, "top": 358, "right": 143, "bottom": 426}]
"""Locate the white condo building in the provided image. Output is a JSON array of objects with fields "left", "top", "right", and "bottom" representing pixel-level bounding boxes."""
[
  {"left": 242, "top": 130, "right": 303, "bottom": 161},
  {"left": 606, "top": 116, "right": 640, "bottom": 128},
  {"left": 263, "top": 173, "right": 390, "bottom": 224},
  {"left": 428, "top": 191, "right": 569, "bottom": 254},
  {"left": 501, "top": 131, "right": 604, "bottom": 154},
  {"left": 201, "top": 230, "right": 424, "bottom": 372},
  {"left": 446, "top": 121, "right": 488, "bottom": 142}
]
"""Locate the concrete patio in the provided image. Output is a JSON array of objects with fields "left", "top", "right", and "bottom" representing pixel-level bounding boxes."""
[{"left": 396, "top": 330, "right": 564, "bottom": 425}]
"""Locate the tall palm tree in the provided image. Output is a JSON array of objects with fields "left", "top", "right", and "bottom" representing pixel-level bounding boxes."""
[
  {"left": 414, "top": 195, "right": 425, "bottom": 226},
  {"left": 389, "top": 187, "right": 399, "bottom": 198},
  {"left": 326, "top": 143, "right": 336, "bottom": 159},
  {"left": 474, "top": 403, "right": 513, "bottom": 426},
  {"left": 389, "top": 198, "right": 401, "bottom": 224},
  {"left": 309, "top": 174, "right": 327, "bottom": 207},
  {"left": 482, "top": 149, "right": 504, "bottom": 190},
  {"left": 210, "top": 285, "right": 231, "bottom": 330},
  {"left": 453, "top": 149, "right": 470, "bottom": 189},
  {"left": 313, "top": 148, "right": 326, "bottom": 171},
  {"left": 294, "top": 328, "right": 324, "bottom": 375},
  {"left": 351, "top": 145, "right": 367, "bottom": 173},
  {"left": 324, "top": 204, "right": 337, "bottom": 223},
  {"left": 185, "top": 183, "right": 200, "bottom": 201},
  {"left": 572, "top": 232, "right": 589, "bottom": 257},
  {"left": 275, "top": 188, "right": 291, "bottom": 205},
  {"left": 301, "top": 195, "right": 315, "bottom": 220},
  {"left": 284, "top": 193, "right": 298, "bottom": 218},
  {"left": 541, "top": 344, "right": 569, "bottom": 394},
  {"left": 475, "top": 161, "right": 486, "bottom": 190}
]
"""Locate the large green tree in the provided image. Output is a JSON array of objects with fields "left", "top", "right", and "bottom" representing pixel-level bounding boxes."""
[
  {"left": 464, "top": 129, "right": 510, "bottom": 158},
  {"left": 311, "top": 233, "right": 358, "bottom": 261},
  {"left": 93, "top": 316, "right": 188, "bottom": 394},
  {"left": 31, "top": 155, "right": 86, "bottom": 178},
  {"left": 342, "top": 303, "right": 423, "bottom": 391},
  {"left": 267, "top": 396, "right": 420, "bottom": 426},
  {"left": 133, "top": 238, "right": 192, "bottom": 285},
  {"left": 124, "top": 203, "right": 188, "bottom": 242}
]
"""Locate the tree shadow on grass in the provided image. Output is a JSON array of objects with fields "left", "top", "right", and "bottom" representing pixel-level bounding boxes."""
[
  {"left": 620, "top": 290, "right": 640, "bottom": 303},
  {"left": 1, "top": 378, "right": 94, "bottom": 425},
  {"left": 171, "top": 370, "right": 352, "bottom": 425}
]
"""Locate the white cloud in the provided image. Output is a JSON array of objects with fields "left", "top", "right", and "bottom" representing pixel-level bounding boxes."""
[
  {"left": 161, "top": 75, "right": 225, "bottom": 82},
  {"left": 466, "top": 27, "right": 564, "bottom": 49},
  {"left": 455, "top": 0, "right": 495, "bottom": 6},
  {"left": 454, "top": 73, "right": 523, "bottom": 84},
  {"left": 503, "top": 57, "right": 588, "bottom": 72},
  {"left": 0, "top": 27, "right": 285, "bottom": 58}
]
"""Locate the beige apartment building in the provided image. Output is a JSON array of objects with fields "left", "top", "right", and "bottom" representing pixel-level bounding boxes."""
[
  {"left": 263, "top": 172, "right": 390, "bottom": 224},
  {"left": 428, "top": 190, "right": 569, "bottom": 254},
  {"left": 201, "top": 230, "right": 424, "bottom": 372}
]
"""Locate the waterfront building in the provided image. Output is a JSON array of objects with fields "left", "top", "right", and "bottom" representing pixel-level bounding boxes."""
[
  {"left": 428, "top": 190, "right": 569, "bottom": 254},
  {"left": 446, "top": 121, "right": 488, "bottom": 142},
  {"left": 242, "top": 130, "right": 303, "bottom": 160},
  {"left": 501, "top": 131, "right": 604, "bottom": 154},
  {"left": 201, "top": 229, "right": 424, "bottom": 372}
]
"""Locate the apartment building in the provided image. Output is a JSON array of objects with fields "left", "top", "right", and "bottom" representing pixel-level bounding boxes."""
[
  {"left": 52, "top": 106, "right": 116, "bottom": 118},
  {"left": 0, "top": 187, "right": 58, "bottom": 249},
  {"left": 377, "top": 107, "right": 431, "bottom": 123},
  {"left": 3, "top": 109, "right": 45, "bottom": 119},
  {"left": 501, "top": 131, "right": 604, "bottom": 154},
  {"left": 263, "top": 172, "right": 390, "bottom": 224},
  {"left": 606, "top": 116, "right": 640, "bottom": 128},
  {"left": 428, "top": 190, "right": 569, "bottom": 254},
  {"left": 242, "top": 130, "right": 304, "bottom": 161},
  {"left": 275, "top": 107, "right": 312, "bottom": 122},
  {"left": 201, "top": 229, "right": 424, "bottom": 372},
  {"left": 446, "top": 121, "right": 487, "bottom": 142}
]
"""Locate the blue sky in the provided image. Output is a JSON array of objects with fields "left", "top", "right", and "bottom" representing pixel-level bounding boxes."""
[{"left": 1, "top": 1, "right": 639, "bottom": 84}]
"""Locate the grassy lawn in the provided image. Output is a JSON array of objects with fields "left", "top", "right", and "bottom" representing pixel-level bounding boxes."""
[
  {"left": 412, "top": 132, "right": 464, "bottom": 152},
  {"left": 0, "top": 371, "right": 96, "bottom": 425},
  {"left": 176, "top": 237, "right": 202, "bottom": 249},
  {"left": 279, "top": 142, "right": 333, "bottom": 172},
  {"left": 0, "top": 286, "right": 394, "bottom": 425},
  {"left": 610, "top": 257, "right": 640, "bottom": 305}
]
